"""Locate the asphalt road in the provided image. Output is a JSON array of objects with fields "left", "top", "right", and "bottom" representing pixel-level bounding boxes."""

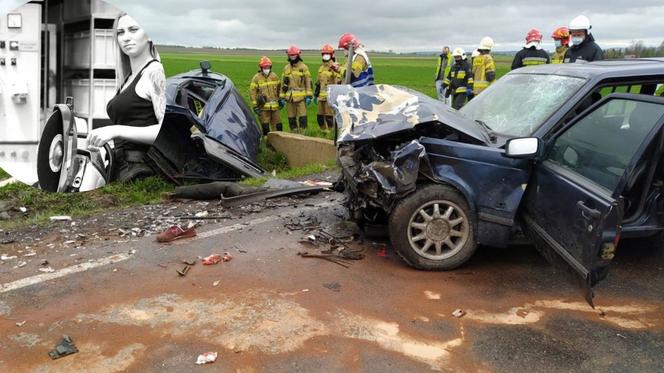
[{"left": 0, "top": 191, "right": 662, "bottom": 372}]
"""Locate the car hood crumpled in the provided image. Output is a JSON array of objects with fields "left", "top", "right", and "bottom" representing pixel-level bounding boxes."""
[{"left": 328, "top": 84, "right": 487, "bottom": 143}]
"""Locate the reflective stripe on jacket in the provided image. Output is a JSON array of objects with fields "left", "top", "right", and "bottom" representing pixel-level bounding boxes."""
[
  {"left": 250, "top": 72, "right": 281, "bottom": 110},
  {"left": 350, "top": 48, "right": 375, "bottom": 87},
  {"left": 511, "top": 47, "right": 551, "bottom": 70},
  {"left": 435, "top": 53, "right": 453, "bottom": 81},
  {"left": 280, "top": 60, "right": 313, "bottom": 102},
  {"left": 551, "top": 46, "right": 568, "bottom": 64}
]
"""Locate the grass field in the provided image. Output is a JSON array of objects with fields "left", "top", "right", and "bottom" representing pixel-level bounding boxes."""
[{"left": 160, "top": 52, "right": 513, "bottom": 138}]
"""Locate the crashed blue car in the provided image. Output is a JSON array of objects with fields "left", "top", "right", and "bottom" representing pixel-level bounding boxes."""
[
  {"left": 330, "top": 59, "right": 664, "bottom": 303},
  {"left": 37, "top": 62, "right": 264, "bottom": 192}
]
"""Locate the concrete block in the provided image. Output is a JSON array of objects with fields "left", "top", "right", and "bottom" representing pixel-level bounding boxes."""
[{"left": 267, "top": 132, "right": 336, "bottom": 168}]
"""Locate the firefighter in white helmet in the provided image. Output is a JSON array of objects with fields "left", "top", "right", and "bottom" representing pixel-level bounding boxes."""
[
  {"left": 472, "top": 36, "right": 496, "bottom": 96},
  {"left": 564, "top": 15, "right": 603, "bottom": 63},
  {"left": 443, "top": 48, "right": 473, "bottom": 110}
]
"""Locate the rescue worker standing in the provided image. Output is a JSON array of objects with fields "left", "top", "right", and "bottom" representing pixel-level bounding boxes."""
[
  {"left": 280, "top": 45, "right": 313, "bottom": 132},
  {"left": 511, "top": 28, "right": 550, "bottom": 70},
  {"left": 250, "top": 56, "right": 282, "bottom": 135},
  {"left": 564, "top": 15, "right": 603, "bottom": 63},
  {"left": 434, "top": 46, "right": 452, "bottom": 100},
  {"left": 335, "top": 33, "right": 375, "bottom": 87},
  {"left": 472, "top": 37, "right": 496, "bottom": 96},
  {"left": 551, "top": 27, "right": 570, "bottom": 63},
  {"left": 443, "top": 48, "right": 473, "bottom": 110},
  {"left": 314, "top": 44, "right": 342, "bottom": 130}
]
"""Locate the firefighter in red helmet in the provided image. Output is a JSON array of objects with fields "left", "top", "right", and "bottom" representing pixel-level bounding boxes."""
[
  {"left": 250, "top": 56, "right": 282, "bottom": 135},
  {"left": 314, "top": 44, "right": 342, "bottom": 130},
  {"left": 280, "top": 45, "right": 313, "bottom": 132},
  {"left": 511, "top": 28, "right": 551, "bottom": 70},
  {"left": 333, "top": 33, "right": 375, "bottom": 87},
  {"left": 551, "top": 27, "right": 570, "bottom": 64}
]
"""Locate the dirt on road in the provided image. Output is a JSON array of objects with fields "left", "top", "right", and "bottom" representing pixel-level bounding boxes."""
[{"left": 0, "top": 190, "right": 662, "bottom": 372}]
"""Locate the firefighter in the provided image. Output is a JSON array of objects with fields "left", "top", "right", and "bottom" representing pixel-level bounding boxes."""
[
  {"left": 551, "top": 27, "right": 570, "bottom": 64},
  {"left": 564, "top": 15, "right": 603, "bottom": 63},
  {"left": 434, "top": 46, "right": 452, "bottom": 100},
  {"left": 443, "top": 48, "right": 473, "bottom": 110},
  {"left": 334, "top": 33, "right": 375, "bottom": 87},
  {"left": 314, "top": 44, "right": 342, "bottom": 130},
  {"left": 280, "top": 45, "right": 313, "bottom": 132},
  {"left": 249, "top": 56, "right": 282, "bottom": 135},
  {"left": 511, "top": 28, "right": 551, "bottom": 70},
  {"left": 472, "top": 36, "right": 496, "bottom": 96}
]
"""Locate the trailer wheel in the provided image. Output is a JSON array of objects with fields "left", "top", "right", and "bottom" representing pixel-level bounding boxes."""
[
  {"left": 389, "top": 184, "right": 476, "bottom": 270},
  {"left": 37, "top": 110, "right": 64, "bottom": 192}
]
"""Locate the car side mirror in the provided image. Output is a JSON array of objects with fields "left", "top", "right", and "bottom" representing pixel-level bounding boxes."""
[{"left": 505, "top": 137, "right": 541, "bottom": 159}]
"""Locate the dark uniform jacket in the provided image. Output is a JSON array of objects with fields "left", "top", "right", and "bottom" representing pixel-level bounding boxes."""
[
  {"left": 564, "top": 33, "right": 603, "bottom": 63},
  {"left": 511, "top": 46, "right": 551, "bottom": 70},
  {"left": 444, "top": 59, "right": 473, "bottom": 94}
]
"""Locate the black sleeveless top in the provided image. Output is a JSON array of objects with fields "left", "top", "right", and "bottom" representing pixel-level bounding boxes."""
[{"left": 106, "top": 59, "right": 160, "bottom": 127}]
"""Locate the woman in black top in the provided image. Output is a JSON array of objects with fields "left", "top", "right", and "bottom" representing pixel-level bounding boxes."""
[{"left": 86, "top": 13, "right": 165, "bottom": 182}]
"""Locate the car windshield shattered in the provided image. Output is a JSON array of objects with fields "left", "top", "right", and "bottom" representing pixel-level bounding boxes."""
[{"left": 460, "top": 74, "right": 586, "bottom": 137}]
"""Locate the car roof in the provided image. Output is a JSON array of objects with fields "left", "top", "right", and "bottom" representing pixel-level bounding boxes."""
[{"left": 509, "top": 58, "right": 664, "bottom": 80}]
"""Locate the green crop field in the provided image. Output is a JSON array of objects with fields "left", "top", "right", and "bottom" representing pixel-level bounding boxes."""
[{"left": 160, "top": 52, "right": 512, "bottom": 139}]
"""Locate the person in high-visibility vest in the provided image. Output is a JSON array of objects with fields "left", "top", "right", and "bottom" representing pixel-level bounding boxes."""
[
  {"left": 334, "top": 33, "right": 375, "bottom": 87},
  {"left": 249, "top": 56, "right": 282, "bottom": 135},
  {"left": 280, "top": 45, "right": 313, "bottom": 132},
  {"left": 511, "top": 29, "right": 551, "bottom": 70},
  {"left": 551, "top": 27, "right": 570, "bottom": 64},
  {"left": 314, "top": 44, "right": 342, "bottom": 130},
  {"left": 472, "top": 37, "right": 496, "bottom": 96},
  {"left": 443, "top": 48, "right": 473, "bottom": 110},
  {"left": 435, "top": 46, "right": 452, "bottom": 100}
]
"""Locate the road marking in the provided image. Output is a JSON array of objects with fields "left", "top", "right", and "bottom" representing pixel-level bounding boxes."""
[
  {"left": 177, "top": 201, "right": 337, "bottom": 243},
  {"left": 0, "top": 201, "right": 338, "bottom": 293},
  {"left": 0, "top": 253, "right": 132, "bottom": 293}
]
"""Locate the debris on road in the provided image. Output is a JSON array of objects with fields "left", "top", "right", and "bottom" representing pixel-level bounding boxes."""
[
  {"left": 16, "top": 261, "right": 27, "bottom": 268},
  {"left": 49, "top": 216, "right": 72, "bottom": 222},
  {"left": 195, "top": 211, "right": 209, "bottom": 218},
  {"left": 1, "top": 254, "right": 17, "bottom": 260},
  {"left": 213, "top": 280, "right": 221, "bottom": 287},
  {"left": 48, "top": 335, "right": 78, "bottom": 360},
  {"left": 323, "top": 282, "right": 341, "bottom": 292},
  {"left": 156, "top": 225, "right": 197, "bottom": 243},
  {"left": 452, "top": 309, "right": 466, "bottom": 318},
  {"left": 182, "top": 259, "right": 197, "bottom": 266},
  {"left": 424, "top": 291, "right": 441, "bottom": 300},
  {"left": 221, "top": 186, "right": 326, "bottom": 208},
  {"left": 15, "top": 320, "right": 26, "bottom": 327},
  {"left": 377, "top": 247, "right": 387, "bottom": 257},
  {"left": 202, "top": 254, "right": 222, "bottom": 265},
  {"left": 298, "top": 251, "right": 351, "bottom": 268},
  {"left": 222, "top": 252, "right": 233, "bottom": 262},
  {"left": 39, "top": 267, "right": 56, "bottom": 273},
  {"left": 195, "top": 351, "right": 218, "bottom": 365},
  {"left": 19, "top": 207, "right": 27, "bottom": 213},
  {"left": 177, "top": 265, "right": 191, "bottom": 277}
]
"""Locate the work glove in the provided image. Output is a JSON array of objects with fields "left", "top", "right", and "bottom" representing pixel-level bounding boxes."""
[
  {"left": 305, "top": 96, "right": 312, "bottom": 106},
  {"left": 466, "top": 88, "right": 473, "bottom": 98},
  {"left": 253, "top": 107, "right": 261, "bottom": 115},
  {"left": 279, "top": 99, "right": 286, "bottom": 109},
  {"left": 444, "top": 89, "right": 451, "bottom": 98}
]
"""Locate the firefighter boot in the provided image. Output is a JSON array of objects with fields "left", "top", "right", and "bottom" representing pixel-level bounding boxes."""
[
  {"left": 325, "top": 116, "right": 334, "bottom": 129},
  {"left": 261, "top": 123, "right": 269, "bottom": 136},
  {"left": 288, "top": 117, "right": 297, "bottom": 130},
  {"left": 298, "top": 116, "right": 307, "bottom": 131},
  {"left": 317, "top": 115, "right": 326, "bottom": 129},
  {"left": 276, "top": 123, "right": 283, "bottom": 131}
]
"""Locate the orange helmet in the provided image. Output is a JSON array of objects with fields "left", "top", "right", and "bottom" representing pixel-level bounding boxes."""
[
  {"left": 321, "top": 44, "right": 335, "bottom": 55},
  {"left": 525, "top": 28, "right": 543, "bottom": 43},
  {"left": 338, "top": 33, "right": 360, "bottom": 49},
  {"left": 258, "top": 56, "right": 272, "bottom": 68},
  {"left": 551, "top": 26, "right": 570, "bottom": 46},
  {"left": 286, "top": 45, "right": 301, "bottom": 56}
]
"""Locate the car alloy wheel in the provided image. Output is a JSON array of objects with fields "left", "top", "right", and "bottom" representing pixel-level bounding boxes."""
[{"left": 407, "top": 200, "right": 470, "bottom": 261}]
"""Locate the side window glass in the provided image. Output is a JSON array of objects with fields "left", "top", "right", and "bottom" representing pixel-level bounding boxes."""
[{"left": 547, "top": 98, "right": 664, "bottom": 192}]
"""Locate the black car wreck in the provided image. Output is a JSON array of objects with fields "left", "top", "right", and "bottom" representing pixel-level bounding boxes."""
[
  {"left": 37, "top": 62, "right": 264, "bottom": 193},
  {"left": 329, "top": 59, "right": 664, "bottom": 304}
]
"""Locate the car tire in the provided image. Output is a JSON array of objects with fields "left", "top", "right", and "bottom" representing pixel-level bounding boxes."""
[
  {"left": 389, "top": 183, "right": 477, "bottom": 270},
  {"left": 37, "top": 110, "right": 64, "bottom": 192}
]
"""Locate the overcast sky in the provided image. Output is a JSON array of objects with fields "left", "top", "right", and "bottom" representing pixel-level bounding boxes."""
[{"left": 2, "top": 0, "right": 663, "bottom": 52}]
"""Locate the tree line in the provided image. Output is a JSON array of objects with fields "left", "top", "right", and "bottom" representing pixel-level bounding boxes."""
[{"left": 605, "top": 41, "right": 664, "bottom": 59}]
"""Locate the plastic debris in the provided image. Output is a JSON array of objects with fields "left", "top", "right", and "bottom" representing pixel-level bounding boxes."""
[
  {"left": 19, "top": 207, "right": 27, "bottom": 213},
  {"left": 48, "top": 335, "right": 78, "bottom": 360},
  {"left": 195, "top": 211, "right": 209, "bottom": 218},
  {"left": 195, "top": 351, "right": 218, "bottom": 365},
  {"left": 16, "top": 261, "right": 27, "bottom": 268},
  {"left": 201, "top": 254, "right": 222, "bottom": 265},
  {"left": 16, "top": 320, "right": 26, "bottom": 327},
  {"left": 452, "top": 309, "right": 466, "bottom": 318},
  {"left": 49, "top": 216, "right": 72, "bottom": 222},
  {"left": 213, "top": 280, "right": 221, "bottom": 287},
  {"left": 1, "top": 254, "right": 17, "bottom": 261},
  {"left": 39, "top": 267, "right": 55, "bottom": 273}
]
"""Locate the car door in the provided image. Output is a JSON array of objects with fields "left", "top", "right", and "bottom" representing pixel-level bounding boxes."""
[{"left": 521, "top": 94, "right": 664, "bottom": 306}]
